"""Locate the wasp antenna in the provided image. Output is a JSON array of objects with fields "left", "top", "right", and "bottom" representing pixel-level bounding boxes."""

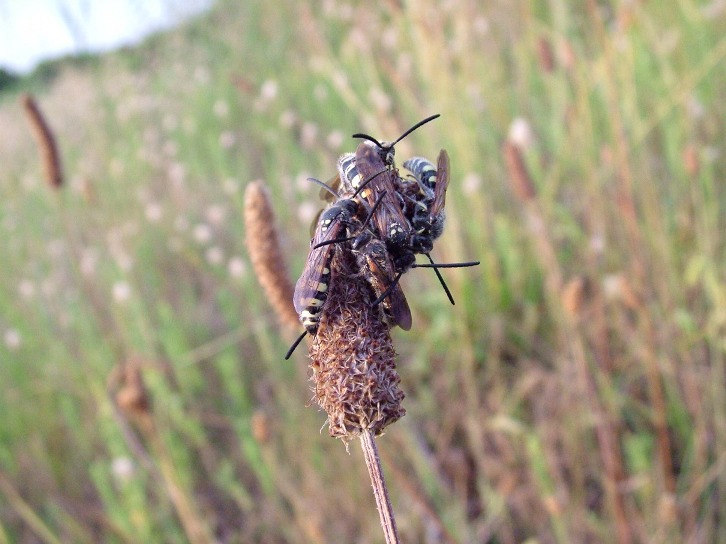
[
  {"left": 371, "top": 271, "right": 405, "bottom": 308},
  {"left": 285, "top": 330, "right": 308, "bottom": 360},
  {"left": 359, "top": 191, "right": 386, "bottom": 231},
  {"left": 389, "top": 114, "right": 441, "bottom": 148},
  {"left": 352, "top": 132, "right": 384, "bottom": 148},
  {"left": 351, "top": 168, "right": 386, "bottom": 199},
  {"left": 307, "top": 177, "right": 341, "bottom": 199},
  {"left": 412, "top": 260, "right": 481, "bottom": 269},
  {"left": 424, "top": 253, "right": 455, "bottom": 305},
  {"left": 312, "top": 235, "right": 356, "bottom": 250},
  {"left": 312, "top": 192, "right": 386, "bottom": 250}
]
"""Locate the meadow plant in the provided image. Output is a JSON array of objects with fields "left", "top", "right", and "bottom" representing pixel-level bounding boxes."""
[{"left": 3, "top": 1, "right": 726, "bottom": 542}]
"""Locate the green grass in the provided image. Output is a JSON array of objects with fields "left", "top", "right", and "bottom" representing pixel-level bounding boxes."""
[{"left": 1, "top": 0, "right": 726, "bottom": 542}]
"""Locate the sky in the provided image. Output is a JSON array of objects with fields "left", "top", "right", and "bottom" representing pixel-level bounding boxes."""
[{"left": 0, "top": 0, "right": 212, "bottom": 73}]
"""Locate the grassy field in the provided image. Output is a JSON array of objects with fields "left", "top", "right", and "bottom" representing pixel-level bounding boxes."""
[{"left": 2, "top": 0, "right": 726, "bottom": 542}]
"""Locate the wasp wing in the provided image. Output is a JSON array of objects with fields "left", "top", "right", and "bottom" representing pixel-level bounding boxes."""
[
  {"left": 359, "top": 239, "right": 412, "bottom": 331},
  {"left": 294, "top": 207, "right": 345, "bottom": 318},
  {"left": 429, "top": 149, "right": 450, "bottom": 218},
  {"left": 386, "top": 281, "right": 412, "bottom": 331},
  {"left": 354, "top": 142, "right": 411, "bottom": 244},
  {"left": 293, "top": 243, "right": 334, "bottom": 316}
]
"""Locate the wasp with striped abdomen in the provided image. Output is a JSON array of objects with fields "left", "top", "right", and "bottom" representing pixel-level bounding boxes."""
[
  {"left": 353, "top": 237, "right": 412, "bottom": 331},
  {"left": 351, "top": 117, "right": 479, "bottom": 305},
  {"left": 286, "top": 116, "right": 479, "bottom": 358},
  {"left": 285, "top": 171, "right": 411, "bottom": 359},
  {"left": 402, "top": 149, "right": 449, "bottom": 255},
  {"left": 350, "top": 115, "right": 440, "bottom": 260}
]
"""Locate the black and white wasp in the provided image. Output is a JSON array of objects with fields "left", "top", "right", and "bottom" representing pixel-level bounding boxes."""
[
  {"left": 349, "top": 141, "right": 413, "bottom": 256},
  {"left": 336, "top": 143, "right": 476, "bottom": 311},
  {"left": 285, "top": 115, "right": 480, "bottom": 358},
  {"left": 291, "top": 201, "right": 356, "bottom": 339},
  {"left": 353, "top": 237, "right": 412, "bottom": 331},
  {"left": 401, "top": 150, "right": 449, "bottom": 255},
  {"left": 285, "top": 172, "right": 411, "bottom": 359},
  {"left": 351, "top": 118, "right": 479, "bottom": 304},
  {"left": 352, "top": 114, "right": 442, "bottom": 170},
  {"left": 350, "top": 114, "right": 441, "bottom": 264}
]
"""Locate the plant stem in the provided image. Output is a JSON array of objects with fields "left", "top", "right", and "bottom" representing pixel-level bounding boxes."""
[{"left": 360, "top": 430, "right": 400, "bottom": 544}]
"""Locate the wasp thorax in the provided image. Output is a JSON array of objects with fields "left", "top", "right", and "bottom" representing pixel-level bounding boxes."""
[{"left": 387, "top": 222, "right": 408, "bottom": 247}]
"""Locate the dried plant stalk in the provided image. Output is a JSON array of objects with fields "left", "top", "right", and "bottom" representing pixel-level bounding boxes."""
[
  {"left": 20, "top": 93, "right": 64, "bottom": 189},
  {"left": 109, "top": 360, "right": 216, "bottom": 544},
  {"left": 244, "top": 180, "right": 299, "bottom": 331},
  {"left": 361, "top": 430, "right": 400, "bottom": 544},
  {"left": 309, "top": 250, "right": 405, "bottom": 440}
]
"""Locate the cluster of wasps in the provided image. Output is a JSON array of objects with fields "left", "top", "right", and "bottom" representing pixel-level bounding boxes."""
[{"left": 286, "top": 114, "right": 479, "bottom": 359}]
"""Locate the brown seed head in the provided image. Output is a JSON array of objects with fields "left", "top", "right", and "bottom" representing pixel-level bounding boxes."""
[
  {"left": 244, "top": 180, "right": 299, "bottom": 331},
  {"left": 250, "top": 410, "right": 272, "bottom": 444},
  {"left": 20, "top": 93, "right": 64, "bottom": 189},
  {"left": 559, "top": 40, "right": 577, "bottom": 72},
  {"left": 309, "top": 250, "right": 405, "bottom": 441},
  {"left": 682, "top": 144, "right": 700, "bottom": 178},
  {"left": 113, "top": 360, "right": 152, "bottom": 421},
  {"left": 537, "top": 36, "right": 555, "bottom": 73},
  {"left": 503, "top": 140, "right": 536, "bottom": 202},
  {"left": 562, "top": 276, "right": 587, "bottom": 319}
]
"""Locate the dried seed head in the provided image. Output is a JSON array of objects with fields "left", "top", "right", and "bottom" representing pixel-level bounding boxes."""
[
  {"left": 503, "top": 140, "right": 536, "bottom": 202},
  {"left": 560, "top": 40, "right": 577, "bottom": 72},
  {"left": 602, "top": 273, "right": 642, "bottom": 311},
  {"left": 537, "top": 36, "right": 555, "bottom": 73},
  {"left": 244, "top": 180, "right": 299, "bottom": 331},
  {"left": 20, "top": 93, "right": 64, "bottom": 189},
  {"left": 310, "top": 250, "right": 405, "bottom": 441},
  {"left": 682, "top": 144, "right": 699, "bottom": 178},
  {"left": 250, "top": 410, "right": 272, "bottom": 444},
  {"left": 562, "top": 276, "right": 587, "bottom": 319},
  {"left": 111, "top": 359, "right": 152, "bottom": 421}
]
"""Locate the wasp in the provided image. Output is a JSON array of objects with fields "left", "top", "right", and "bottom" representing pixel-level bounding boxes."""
[
  {"left": 348, "top": 117, "right": 478, "bottom": 305},
  {"left": 348, "top": 141, "right": 413, "bottom": 255},
  {"left": 290, "top": 200, "right": 357, "bottom": 349},
  {"left": 286, "top": 116, "right": 477, "bottom": 360},
  {"left": 352, "top": 114, "right": 441, "bottom": 170},
  {"left": 402, "top": 149, "right": 449, "bottom": 255},
  {"left": 353, "top": 237, "right": 412, "bottom": 331},
  {"left": 314, "top": 116, "right": 438, "bottom": 241},
  {"left": 336, "top": 145, "right": 475, "bottom": 314},
  {"left": 350, "top": 114, "right": 441, "bottom": 263},
  {"left": 285, "top": 171, "right": 410, "bottom": 359}
]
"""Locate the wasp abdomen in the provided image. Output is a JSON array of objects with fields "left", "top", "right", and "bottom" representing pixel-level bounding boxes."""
[{"left": 403, "top": 157, "right": 437, "bottom": 194}]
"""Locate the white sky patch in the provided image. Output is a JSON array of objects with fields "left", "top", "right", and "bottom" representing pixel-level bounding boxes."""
[{"left": 0, "top": 0, "right": 212, "bottom": 73}]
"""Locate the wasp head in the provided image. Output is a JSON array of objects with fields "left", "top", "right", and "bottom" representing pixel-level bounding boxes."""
[{"left": 378, "top": 142, "right": 396, "bottom": 167}]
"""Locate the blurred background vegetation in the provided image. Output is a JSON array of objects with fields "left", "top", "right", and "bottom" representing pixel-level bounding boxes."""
[{"left": 2, "top": 0, "right": 726, "bottom": 542}]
